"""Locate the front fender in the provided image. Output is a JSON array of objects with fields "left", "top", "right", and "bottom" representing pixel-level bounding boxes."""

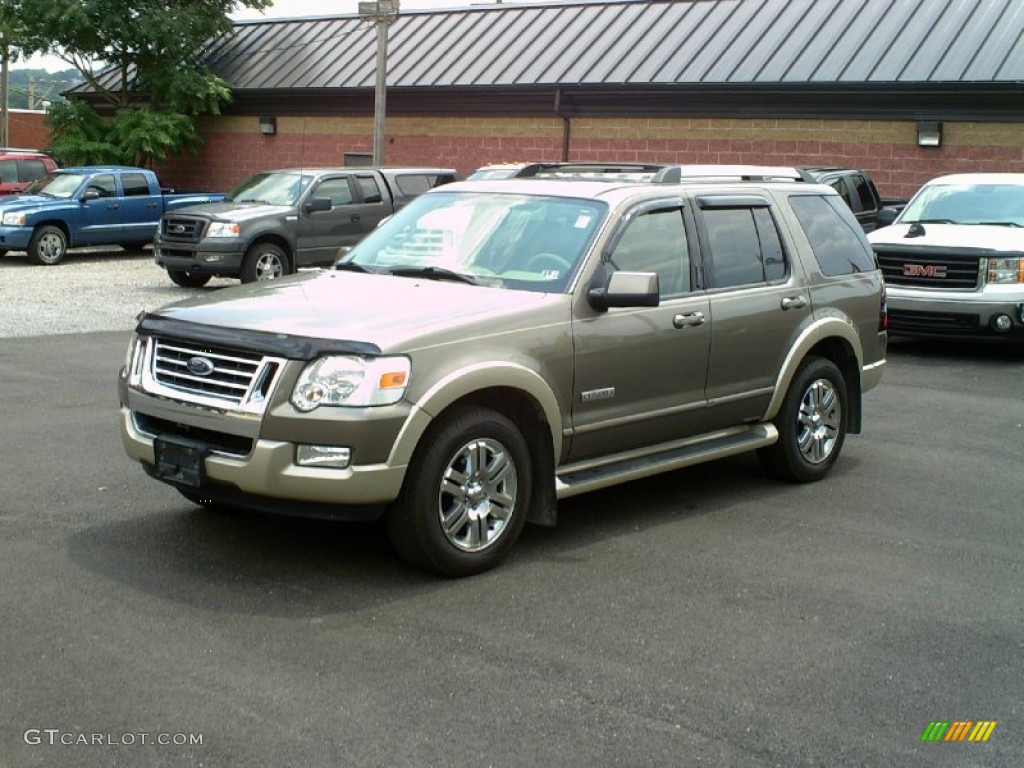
[{"left": 386, "top": 361, "right": 563, "bottom": 467}]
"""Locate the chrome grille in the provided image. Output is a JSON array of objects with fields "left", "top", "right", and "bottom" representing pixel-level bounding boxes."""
[
  {"left": 160, "top": 215, "right": 206, "bottom": 242},
  {"left": 148, "top": 338, "right": 280, "bottom": 409}
]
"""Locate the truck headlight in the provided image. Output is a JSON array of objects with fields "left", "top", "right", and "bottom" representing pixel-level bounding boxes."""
[
  {"left": 987, "top": 257, "right": 1024, "bottom": 284},
  {"left": 2, "top": 212, "right": 26, "bottom": 226},
  {"left": 206, "top": 221, "right": 240, "bottom": 238},
  {"left": 291, "top": 355, "right": 410, "bottom": 411}
]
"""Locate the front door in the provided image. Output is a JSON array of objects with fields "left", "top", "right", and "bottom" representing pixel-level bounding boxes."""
[
  {"left": 295, "top": 175, "right": 363, "bottom": 267},
  {"left": 569, "top": 202, "right": 711, "bottom": 462}
]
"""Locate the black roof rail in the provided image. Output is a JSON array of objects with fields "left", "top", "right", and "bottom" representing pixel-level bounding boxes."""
[{"left": 653, "top": 165, "right": 815, "bottom": 184}]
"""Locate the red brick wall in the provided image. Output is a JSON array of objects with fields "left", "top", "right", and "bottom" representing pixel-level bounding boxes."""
[
  {"left": 157, "top": 115, "right": 1024, "bottom": 202},
  {"left": 6, "top": 109, "right": 49, "bottom": 150}
]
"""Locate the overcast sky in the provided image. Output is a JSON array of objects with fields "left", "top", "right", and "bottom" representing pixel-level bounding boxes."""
[{"left": 18, "top": 0, "right": 536, "bottom": 70}]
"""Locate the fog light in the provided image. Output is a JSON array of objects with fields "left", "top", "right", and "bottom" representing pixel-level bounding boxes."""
[
  {"left": 991, "top": 314, "right": 1012, "bottom": 332},
  {"left": 201, "top": 253, "right": 223, "bottom": 263},
  {"left": 296, "top": 445, "right": 351, "bottom": 468}
]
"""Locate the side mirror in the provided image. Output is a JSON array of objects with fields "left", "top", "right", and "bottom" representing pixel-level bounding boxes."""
[
  {"left": 587, "top": 270, "right": 660, "bottom": 312},
  {"left": 877, "top": 207, "right": 898, "bottom": 227},
  {"left": 80, "top": 188, "right": 101, "bottom": 201},
  {"left": 303, "top": 197, "right": 332, "bottom": 214}
]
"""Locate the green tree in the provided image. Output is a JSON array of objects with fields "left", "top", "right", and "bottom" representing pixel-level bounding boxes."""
[{"left": 13, "top": 0, "right": 272, "bottom": 166}]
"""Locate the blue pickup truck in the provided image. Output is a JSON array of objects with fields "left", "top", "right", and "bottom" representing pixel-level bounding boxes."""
[{"left": 0, "top": 166, "right": 223, "bottom": 265}]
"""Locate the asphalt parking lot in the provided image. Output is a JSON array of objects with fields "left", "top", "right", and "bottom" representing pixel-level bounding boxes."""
[{"left": 2, "top": 249, "right": 1023, "bottom": 767}]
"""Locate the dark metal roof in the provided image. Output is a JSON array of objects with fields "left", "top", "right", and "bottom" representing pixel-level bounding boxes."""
[{"left": 205, "top": 0, "right": 1024, "bottom": 90}]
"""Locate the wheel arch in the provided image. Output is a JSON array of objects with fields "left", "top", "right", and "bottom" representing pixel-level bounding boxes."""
[
  {"left": 33, "top": 219, "right": 72, "bottom": 245},
  {"left": 764, "top": 319, "right": 865, "bottom": 434},
  {"left": 244, "top": 233, "right": 293, "bottom": 260}
]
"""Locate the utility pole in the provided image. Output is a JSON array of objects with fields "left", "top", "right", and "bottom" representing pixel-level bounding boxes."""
[
  {"left": 358, "top": 0, "right": 400, "bottom": 167},
  {"left": 1, "top": 44, "right": 8, "bottom": 148}
]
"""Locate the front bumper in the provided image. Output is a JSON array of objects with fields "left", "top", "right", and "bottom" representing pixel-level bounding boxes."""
[
  {"left": 886, "top": 285, "right": 1024, "bottom": 340},
  {"left": 153, "top": 235, "right": 246, "bottom": 275},
  {"left": 0, "top": 226, "right": 33, "bottom": 251}
]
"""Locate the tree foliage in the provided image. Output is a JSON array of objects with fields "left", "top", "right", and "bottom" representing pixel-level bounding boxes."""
[{"left": 12, "top": 0, "right": 272, "bottom": 166}]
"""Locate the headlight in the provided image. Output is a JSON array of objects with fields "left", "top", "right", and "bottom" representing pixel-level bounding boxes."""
[
  {"left": 2, "top": 212, "right": 27, "bottom": 226},
  {"left": 291, "top": 355, "right": 411, "bottom": 411},
  {"left": 206, "top": 221, "right": 240, "bottom": 238},
  {"left": 987, "top": 257, "right": 1024, "bottom": 284},
  {"left": 123, "top": 334, "right": 146, "bottom": 385}
]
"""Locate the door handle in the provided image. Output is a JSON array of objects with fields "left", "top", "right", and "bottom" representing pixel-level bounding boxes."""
[
  {"left": 350, "top": 214, "right": 361, "bottom": 223},
  {"left": 107, "top": 204, "right": 120, "bottom": 210},
  {"left": 673, "top": 311, "right": 706, "bottom": 328},
  {"left": 781, "top": 295, "right": 807, "bottom": 310}
]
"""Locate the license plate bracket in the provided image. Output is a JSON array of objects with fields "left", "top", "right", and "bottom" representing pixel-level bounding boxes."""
[{"left": 153, "top": 435, "right": 209, "bottom": 488}]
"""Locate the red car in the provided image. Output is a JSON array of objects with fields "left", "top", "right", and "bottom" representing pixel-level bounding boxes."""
[{"left": 0, "top": 149, "right": 58, "bottom": 196}]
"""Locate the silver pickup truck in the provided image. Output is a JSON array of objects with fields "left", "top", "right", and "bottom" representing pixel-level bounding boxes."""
[{"left": 153, "top": 166, "right": 458, "bottom": 285}]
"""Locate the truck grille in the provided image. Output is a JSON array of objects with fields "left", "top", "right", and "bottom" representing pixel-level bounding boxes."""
[
  {"left": 148, "top": 338, "right": 281, "bottom": 409},
  {"left": 160, "top": 215, "right": 206, "bottom": 242},
  {"left": 875, "top": 251, "right": 980, "bottom": 290}
]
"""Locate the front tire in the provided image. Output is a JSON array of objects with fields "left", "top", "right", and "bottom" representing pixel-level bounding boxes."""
[
  {"left": 167, "top": 268, "right": 212, "bottom": 288},
  {"left": 27, "top": 225, "right": 68, "bottom": 265},
  {"left": 758, "top": 356, "right": 848, "bottom": 483},
  {"left": 386, "top": 406, "right": 532, "bottom": 577},
  {"left": 240, "top": 242, "right": 289, "bottom": 283}
]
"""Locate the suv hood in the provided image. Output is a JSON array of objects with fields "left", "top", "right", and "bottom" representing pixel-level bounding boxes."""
[
  {"left": 173, "top": 201, "right": 292, "bottom": 221},
  {"left": 869, "top": 223, "right": 1024, "bottom": 252},
  {"left": 149, "top": 269, "right": 562, "bottom": 351}
]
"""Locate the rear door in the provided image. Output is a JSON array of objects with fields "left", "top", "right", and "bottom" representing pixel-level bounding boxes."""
[
  {"left": 569, "top": 199, "right": 711, "bottom": 462},
  {"left": 118, "top": 171, "right": 162, "bottom": 245},
  {"left": 696, "top": 194, "right": 812, "bottom": 429}
]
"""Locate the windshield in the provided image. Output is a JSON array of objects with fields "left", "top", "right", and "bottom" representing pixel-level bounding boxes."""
[
  {"left": 341, "top": 191, "right": 606, "bottom": 293},
  {"left": 227, "top": 172, "right": 314, "bottom": 206},
  {"left": 900, "top": 181, "right": 1024, "bottom": 226},
  {"left": 22, "top": 172, "right": 86, "bottom": 198}
]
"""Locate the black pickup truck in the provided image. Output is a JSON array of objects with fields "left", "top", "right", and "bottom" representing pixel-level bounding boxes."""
[
  {"left": 802, "top": 167, "right": 907, "bottom": 232},
  {"left": 153, "top": 166, "right": 458, "bottom": 285}
]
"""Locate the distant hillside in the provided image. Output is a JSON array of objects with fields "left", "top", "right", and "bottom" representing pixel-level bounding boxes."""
[{"left": 6, "top": 68, "right": 84, "bottom": 110}]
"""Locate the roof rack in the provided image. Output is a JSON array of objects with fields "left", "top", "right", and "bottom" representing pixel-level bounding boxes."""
[{"left": 510, "top": 162, "right": 814, "bottom": 184}]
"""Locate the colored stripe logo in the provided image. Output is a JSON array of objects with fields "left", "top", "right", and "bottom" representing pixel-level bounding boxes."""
[{"left": 921, "top": 721, "right": 997, "bottom": 742}]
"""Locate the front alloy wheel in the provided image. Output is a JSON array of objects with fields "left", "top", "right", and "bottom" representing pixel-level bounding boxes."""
[
  {"left": 27, "top": 225, "right": 68, "bottom": 265},
  {"left": 387, "top": 406, "right": 532, "bottom": 577}
]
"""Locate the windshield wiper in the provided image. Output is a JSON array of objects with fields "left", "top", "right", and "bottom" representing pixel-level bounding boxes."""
[
  {"left": 234, "top": 198, "right": 274, "bottom": 204},
  {"left": 907, "top": 218, "right": 956, "bottom": 224},
  {"left": 972, "top": 221, "right": 1022, "bottom": 228},
  {"left": 385, "top": 266, "right": 482, "bottom": 285},
  {"left": 333, "top": 261, "right": 385, "bottom": 274}
]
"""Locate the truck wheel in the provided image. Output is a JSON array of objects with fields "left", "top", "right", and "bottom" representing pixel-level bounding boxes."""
[
  {"left": 240, "top": 243, "right": 289, "bottom": 283},
  {"left": 386, "top": 406, "right": 532, "bottom": 577},
  {"left": 758, "top": 356, "right": 848, "bottom": 483},
  {"left": 27, "top": 225, "right": 68, "bottom": 265},
  {"left": 167, "top": 269, "right": 212, "bottom": 288}
]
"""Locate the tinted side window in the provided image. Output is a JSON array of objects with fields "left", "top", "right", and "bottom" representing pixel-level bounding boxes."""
[
  {"left": 0, "top": 159, "right": 16, "bottom": 183},
  {"left": 703, "top": 208, "right": 767, "bottom": 288},
  {"left": 87, "top": 174, "right": 117, "bottom": 197},
  {"left": 852, "top": 175, "right": 875, "bottom": 211},
  {"left": 121, "top": 173, "right": 150, "bottom": 196},
  {"left": 315, "top": 177, "right": 354, "bottom": 206},
  {"left": 789, "top": 194, "right": 876, "bottom": 275},
  {"left": 19, "top": 158, "right": 48, "bottom": 182},
  {"left": 355, "top": 176, "right": 383, "bottom": 203},
  {"left": 609, "top": 208, "right": 690, "bottom": 298}
]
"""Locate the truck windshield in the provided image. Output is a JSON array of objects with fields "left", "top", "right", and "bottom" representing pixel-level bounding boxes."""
[
  {"left": 342, "top": 191, "right": 606, "bottom": 293},
  {"left": 23, "top": 172, "right": 86, "bottom": 198},
  {"left": 227, "top": 172, "right": 313, "bottom": 206},
  {"left": 901, "top": 182, "right": 1024, "bottom": 227}
]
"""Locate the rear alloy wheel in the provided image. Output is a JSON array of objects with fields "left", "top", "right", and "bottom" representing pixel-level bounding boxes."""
[
  {"left": 27, "top": 225, "right": 68, "bottom": 265},
  {"left": 386, "top": 406, "right": 532, "bottom": 577},
  {"left": 167, "top": 269, "right": 212, "bottom": 288},
  {"left": 240, "top": 242, "right": 289, "bottom": 283},
  {"left": 758, "top": 356, "right": 848, "bottom": 483}
]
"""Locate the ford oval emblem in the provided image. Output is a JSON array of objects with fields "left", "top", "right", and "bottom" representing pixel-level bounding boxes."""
[
  {"left": 169, "top": 224, "right": 186, "bottom": 234},
  {"left": 186, "top": 356, "right": 216, "bottom": 377}
]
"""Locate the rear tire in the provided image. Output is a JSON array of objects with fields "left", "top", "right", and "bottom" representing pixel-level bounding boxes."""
[
  {"left": 27, "top": 225, "right": 68, "bottom": 265},
  {"left": 240, "top": 242, "right": 289, "bottom": 283},
  {"left": 758, "top": 356, "right": 848, "bottom": 483},
  {"left": 386, "top": 406, "right": 532, "bottom": 577},
  {"left": 167, "top": 268, "right": 212, "bottom": 288}
]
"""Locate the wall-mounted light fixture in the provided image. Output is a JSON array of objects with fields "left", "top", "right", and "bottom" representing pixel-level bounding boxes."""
[
  {"left": 259, "top": 116, "right": 277, "bottom": 135},
  {"left": 916, "top": 121, "right": 942, "bottom": 148}
]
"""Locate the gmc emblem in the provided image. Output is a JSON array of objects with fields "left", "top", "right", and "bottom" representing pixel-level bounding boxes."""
[{"left": 902, "top": 263, "right": 947, "bottom": 278}]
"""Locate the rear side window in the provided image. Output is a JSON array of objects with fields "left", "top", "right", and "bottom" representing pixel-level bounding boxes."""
[
  {"left": 851, "top": 175, "right": 875, "bottom": 211},
  {"left": 355, "top": 176, "right": 383, "bottom": 204},
  {"left": 702, "top": 206, "right": 787, "bottom": 288},
  {"left": 121, "top": 173, "right": 150, "bottom": 196},
  {"left": 789, "top": 194, "right": 876, "bottom": 275},
  {"left": 19, "top": 158, "right": 48, "bottom": 182},
  {"left": 0, "top": 159, "right": 15, "bottom": 183},
  {"left": 394, "top": 173, "right": 457, "bottom": 197}
]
